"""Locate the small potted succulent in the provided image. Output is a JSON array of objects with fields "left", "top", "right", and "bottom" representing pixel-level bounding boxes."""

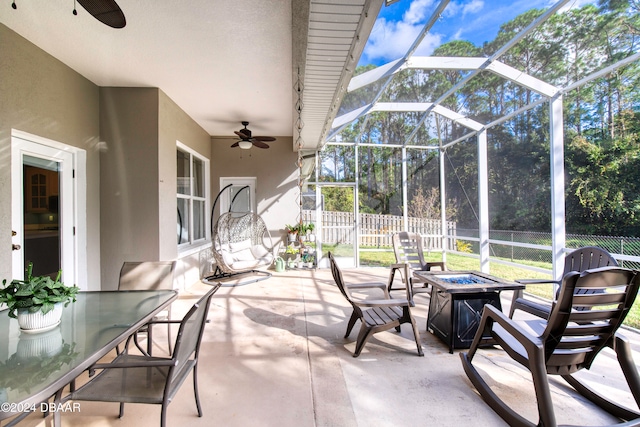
[
  {"left": 302, "top": 253, "right": 315, "bottom": 268},
  {"left": 0, "top": 263, "right": 79, "bottom": 332}
]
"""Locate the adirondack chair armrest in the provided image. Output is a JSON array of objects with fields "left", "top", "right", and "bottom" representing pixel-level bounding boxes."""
[
  {"left": 510, "top": 279, "right": 560, "bottom": 318},
  {"left": 358, "top": 298, "right": 409, "bottom": 308},
  {"left": 515, "top": 278, "right": 560, "bottom": 285},
  {"left": 390, "top": 262, "right": 408, "bottom": 269},
  {"left": 468, "top": 304, "right": 541, "bottom": 360}
]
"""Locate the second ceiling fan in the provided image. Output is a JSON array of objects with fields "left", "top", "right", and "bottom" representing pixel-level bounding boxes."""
[{"left": 232, "top": 122, "right": 276, "bottom": 149}]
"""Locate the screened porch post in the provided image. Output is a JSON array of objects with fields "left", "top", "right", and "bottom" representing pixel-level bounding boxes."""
[
  {"left": 439, "top": 147, "right": 447, "bottom": 263},
  {"left": 477, "top": 130, "right": 490, "bottom": 273},
  {"left": 402, "top": 146, "right": 408, "bottom": 232},
  {"left": 549, "top": 95, "right": 566, "bottom": 280}
]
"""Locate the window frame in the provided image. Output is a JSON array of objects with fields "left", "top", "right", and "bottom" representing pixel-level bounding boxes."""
[{"left": 177, "top": 141, "right": 210, "bottom": 252}]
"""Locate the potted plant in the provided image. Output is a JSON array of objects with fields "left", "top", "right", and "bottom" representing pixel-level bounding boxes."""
[
  {"left": 284, "top": 244, "right": 298, "bottom": 262},
  {"left": 285, "top": 224, "right": 299, "bottom": 242},
  {"left": 0, "top": 263, "right": 79, "bottom": 332},
  {"left": 302, "top": 253, "right": 315, "bottom": 268},
  {"left": 306, "top": 222, "right": 316, "bottom": 242}
]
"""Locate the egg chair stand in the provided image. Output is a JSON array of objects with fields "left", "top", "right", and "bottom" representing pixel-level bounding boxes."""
[{"left": 203, "top": 211, "right": 276, "bottom": 287}]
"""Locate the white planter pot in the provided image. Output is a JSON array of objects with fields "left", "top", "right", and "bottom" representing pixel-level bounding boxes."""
[{"left": 17, "top": 303, "right": 63, "bottom": 333}]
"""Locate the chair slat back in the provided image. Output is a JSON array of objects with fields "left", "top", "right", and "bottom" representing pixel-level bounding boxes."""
[
  {"left": 563, "top": 246, "right": 618, "bottom": 277},
  {"left": 328, "top": 252, "right": 363, "bottom": 318},
  {"left": 392, "top": 232, "right": 426, "bottom": 271},
  {"left": 168, "top": 284, "right": 220, "bottom": 385},
  {"left": 543, "top": 267, "right": 639, "bottom": 373},
  {"left": 118, "top": 261, "right": 176, "bottom": 291}
]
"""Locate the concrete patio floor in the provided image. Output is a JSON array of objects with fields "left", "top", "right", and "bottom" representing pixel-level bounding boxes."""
[{"left": 15, "top": 267, "right": 640, "bottom": 426}]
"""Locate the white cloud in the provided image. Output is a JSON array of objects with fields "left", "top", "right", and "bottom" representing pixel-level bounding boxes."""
[
  {"left": 404, "top": 0, "right": 435, "bottom": 24},
  {"left": 462, "top": 0, "right": 484, "bottom": 16},
  {"left": 444, "top": 0, "right": 484, "bottom": 18},
  {"left": 362, "top": 0, "right": 443, "bottom": 63}
]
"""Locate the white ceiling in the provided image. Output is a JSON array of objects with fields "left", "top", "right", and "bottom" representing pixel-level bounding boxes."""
[{"left": 1, "top": 0, "right": 381, "bottom": 149}]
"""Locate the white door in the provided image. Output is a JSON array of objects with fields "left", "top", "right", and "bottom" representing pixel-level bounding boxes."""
[
  {"left": 218, "top": 177, "right": 256, "bottom": 215},
  {"left": 11, "top": 134, "right": 77, "bottom": 286}
]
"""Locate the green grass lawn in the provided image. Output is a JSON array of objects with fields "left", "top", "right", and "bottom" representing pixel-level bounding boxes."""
[{"left": 324, "top": 244, "right": 640, "bottom": 330}]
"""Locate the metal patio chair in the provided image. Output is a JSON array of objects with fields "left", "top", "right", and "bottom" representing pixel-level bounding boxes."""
[
  {"left": 461, "top": 266, "right": 640, "bottom": 427},
  {"left": 69, "top": 284, "right": 220, "bottom": 427},
  {"left": 509, "top": 246, "right": 618, "bottom": 318},
  {"left": 118, "top": 261, "right": 176, "bottom": 354},
  {"left": 329, "top": 252, "right": 423, "bottom": 358},
  {"left": 387, "top": 231, "right": 446, "bottom": 304}
]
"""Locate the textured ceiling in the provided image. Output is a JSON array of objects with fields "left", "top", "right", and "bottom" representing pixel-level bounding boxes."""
[{"left": 1, "top": 0, "right": 381, "bottom": 149}]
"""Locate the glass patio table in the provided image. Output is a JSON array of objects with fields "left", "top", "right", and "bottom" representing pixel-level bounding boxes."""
[{"left": 0, "top": 290, "right": 177, "bottom": 425}]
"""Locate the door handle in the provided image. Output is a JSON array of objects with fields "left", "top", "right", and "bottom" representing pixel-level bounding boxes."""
[{"left": 12, "top": 244, "right": 21, "bottom": 251}]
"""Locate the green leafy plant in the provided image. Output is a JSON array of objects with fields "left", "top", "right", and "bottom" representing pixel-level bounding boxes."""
[
  {"left": 0, "top": 263, "right": 79, "bottom": 318},
  {"left": 299, "top": 222, "right": 315, "bottom": 236},
  {"left": 285, "top": 244, "right": 298, "bottom": 255},
  {"left": 284, "top": 224, "right": 300, "bottom": 234}
]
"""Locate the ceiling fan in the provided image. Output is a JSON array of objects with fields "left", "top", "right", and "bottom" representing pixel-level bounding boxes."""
[
  {"left": 11, "top": 0, "right": 126, "bottom": 28},
  {"left": 231, "top": 121, "right": 276, "bottom": 149}
]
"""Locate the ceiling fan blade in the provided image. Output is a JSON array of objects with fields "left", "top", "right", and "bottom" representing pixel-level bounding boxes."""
[
  {"left": 230, "top": 141, "right": 240, "bottom": 148},
  {"left": 234, "top": 130, "right": 251, "bottom": 139},
  {"left": 252, "top": 140, "right": 270, "bottom": 149},
  {"left": 77, "top": 0, "right": 126, "bottom": 28},
  {"left": 253, "top": 136, "right": 276, "bottom": 142}
]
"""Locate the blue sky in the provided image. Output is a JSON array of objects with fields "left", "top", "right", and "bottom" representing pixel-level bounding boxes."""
[{"left": 359, "top": 0, "right": 595, "bottom": 66}]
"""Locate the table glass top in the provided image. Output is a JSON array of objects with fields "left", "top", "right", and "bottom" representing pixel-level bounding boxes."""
[{"left": 0, "top": 290, "right": 177, "bottom": 409}]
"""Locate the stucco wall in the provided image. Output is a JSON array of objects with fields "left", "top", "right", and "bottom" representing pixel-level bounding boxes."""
[
  {"left": 210, "top": 136, "right": 300, "bottom": 249},
  {"left": 158, "top": 91, "right": 211, "bottom": 289},
  {"left": 0, "top": 23, "right": 302, "bottom": 291},
  {"left": 99, "top": 87, "right": 160, "bottom": 290},
  {"left": 0, "top": 24, "right": 101, "bottom": 289}
]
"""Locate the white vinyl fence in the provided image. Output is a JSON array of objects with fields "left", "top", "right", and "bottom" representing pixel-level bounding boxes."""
[{"left": 302, "top": 210, "right": 456, "bottom": 250}]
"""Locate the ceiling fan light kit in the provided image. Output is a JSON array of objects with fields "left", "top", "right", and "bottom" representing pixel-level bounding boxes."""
[
  {"left": 238, "top": 140, "right": 253, "bottom": 150},
  {"left": 231, "top": 121, "right": 276, "bottom": 150}
]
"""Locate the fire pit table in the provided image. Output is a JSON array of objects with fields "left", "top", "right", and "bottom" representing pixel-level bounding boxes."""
[{"left": 413, "top": 271, "right": 524, "bottom": 353}]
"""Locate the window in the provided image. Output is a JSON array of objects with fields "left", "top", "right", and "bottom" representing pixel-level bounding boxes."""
[{"left": 177, "top": 142, "right": 209, "bottom": 248}]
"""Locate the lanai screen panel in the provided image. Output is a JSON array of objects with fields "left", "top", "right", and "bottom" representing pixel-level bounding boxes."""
[
  {"left": 318, "top": 145, "right": 356, "bottom": 183},
  {"left": 358, "top": 145, "right": 403, "bottom": 216},
  {"left": 443, "top": 133, "right": 480, "bottom": 269},
  {"left": 487, "top": 105, "right": 553, "bottom": 265}
]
